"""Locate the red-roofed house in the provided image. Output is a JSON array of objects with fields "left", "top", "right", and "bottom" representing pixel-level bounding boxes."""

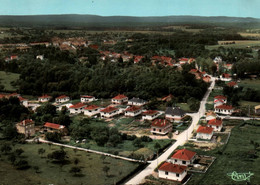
[
  {"left": 125, "top": 106, "right": 142, "bottom": 117},
  {"left": 208, "top": 118, "right": 223, "bottom": 132},
  {"left": 203, "top": 75, "right": 211, "bottom": 83},
  {"left": 111, "top": 94, "right": 128, "bottom": 104},
  {"left": 158, "top": 162, "right": 187, "bottom": 182},
  {"left": 55, "top": 95, "right": 70, "bottom": 103},
  {"left": 142, "top": 110, "right": 160, "bottom": 120},
  {"left": 161, "top": 94, "right": 174, "bottom": 102},
  {"left": 170, "top": 149, "right": 196, "bottom": 166},
  {"left": 215, "top": 105, "right": 234, "bottom": 115},
  {"left": 220, "top": 73, "right": 231, "bottom": 81},
  {"left": 38, "top": 95, "right": 52, "bottom": 102},
  {"left": 16, "top": 119, "right": 35, "bottom": 138},
  {"left": 196, "top": 126, "right": 214, "bottom": 140},
  {"left": 134, "top": 56, "right": 144, "bottom": 63},
  {"left": 69, "top": 102, "right": 87, "bottom": 114},
  {"left": 227, "top": 81, "right": 238, "bottom": 88},
  {"left": 150, "top": 119, "right": 172, "bottom": 135},
  {"left": 44, "top": 122, "right": 67, "bottom": 135},
  {"left": 19, "top": 96, "right": 28, "bottom": 107},
  {"left": 214, "top": 95, "right": 227, "bottom": 108},
  {"left": 100, "top": 106, "right": 119, "bottom": 118},
  {"left": 81, "top": 95, "right": 95, "bottom": 103},
  {"left": 84, "top": 105, "right": 100, "bottom": 117}
]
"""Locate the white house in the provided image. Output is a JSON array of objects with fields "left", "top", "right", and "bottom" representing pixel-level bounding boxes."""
[
  {"left": 214, "top": 105, "right": 234, "bottom": 115},
  {"left": 19, "top": 96, "right": 29, "bottom": 107},
  {"left": 80, "top": 95, "right": 95, "bottom": 103},
  {"left": 55, "top": 95, "right": 70, "bottom": 103},
  {"left": 170, "top": 149, "right": 196, "bottom": 166},
  {"left": 69, "top": 102, "right": 87, "bottom": 114},
  {"left": 150, "top": 119, "right": 172, "bottom": 135},
  {"left": 196, "top": 126, "right": 214, "bottom": 140},
  {"left": 100, "top": 106, "right": 119, "bottom": 118},
  {"left": 206, "top": 111, "right": 217, "bottom": 121},
  {"left": 128, "top": 97, "right": 147, "bottom": 106},
  {"left": 36, "top": 55, "right": 44, "bottom": 60},
  {"left": 214, "top": 95, "right": 227, "bottom": 108},
  {"left": 227, "top": 81, "right": 238, "bottom": 88},
  {"left": 142, "top": 110, "right": 160, "bottom": 120},
  {"left": 207, "top": 118, "right": 223, "bottom": 132},
  {"left": 125, "top": 106, "right": 142, "bottom": 117},
  {"left": 56, "top": 103, "right": 73, "bottom": 111},
  {"left": 38, "top": 95, "right": 52, "bottom": 102},
  {"left": 220, "top": 73, "right": 232, "bottom": 82},
  {"left": 111, "top": 94, "right": 128, "bottom": 104},
  {"left": 165, "top": 107, "right": 186, "bottom": 122},
  {"left": 84, "top": 105, "right": 100, "bottom": 117},
  {"left": 158, "top": 162, "right": 187, "bottom": 182}
]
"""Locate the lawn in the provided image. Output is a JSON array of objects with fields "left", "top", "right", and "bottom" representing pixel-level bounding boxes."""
[
  {"left": 239, "top": 79, "right": 260, "bottom": 91},
  {"left": 0, "top": 71, "right": 20, "bottom": 91},
  {"left": 0, "top": 141, "right": 140, "bottom": 185},
  {"left": 206, "top": 40, "right": 260, "bottom": 50},
  {"left": 187, "top": 122, "right": 260, "bottom": 184}
]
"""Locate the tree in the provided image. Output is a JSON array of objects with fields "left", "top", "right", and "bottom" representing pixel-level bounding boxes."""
[
  {"left": 1, "top": 143, "right": 12, "bottom": 154},
  {"left": 133, "top": 138, "right": 144, "bottom": 148},
  {"left": 103, "top": 166, "right": 110, "bottom": 176},
  {"left": 69, "top": 166, "right": 81, "bottom": 176},
  {"left": 154, "top": 142, "right": 161, "bottom": 153},
  {"left": 14, "top": 159, "right": 30, "bottom": 170},
  {"left": 168, "top": 131, "right": 173, "bottom": 139},
  {"left": 47, "top": 149, "right": 67, "bottom": 163},
  {"left": 33, "top": 166, "right": 40, "bottom": 173},
  {"left": 74, "top": 158, "right": 80, "bottom": 166},
  {"left": 45, "top": 132, "right": 61, "bottom": 142},
  {"left": 8, "top": 153, "right": 16, "bottom": 165},
  {"left": 38, "top": 148, "right": 46, "bottom": 157},
  {"left": 15, "top": 148, "right": 24, "bottom": 156}
]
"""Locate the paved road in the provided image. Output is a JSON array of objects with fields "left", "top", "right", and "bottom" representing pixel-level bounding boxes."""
[
  {"left": 126, "top": 78, "right": 216, "bottom": 185},
  {"left": 219, "top": 116, "right": 260, "bottom": 121}
]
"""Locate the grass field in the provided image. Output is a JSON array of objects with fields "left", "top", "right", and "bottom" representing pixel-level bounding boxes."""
[
  {"left": 239, "top": 79, "right": 260, "bottom": 91},
  {"left": 239, "top": 32, "right": 260, "bottom": 39},
  {"left": 206, "top": 40, "right": 260, "bottom": 49},
  {"left": 0, "top": 71, "right": 20, "bottom": 91},
  {"left": 187, "top": 122, "right": 260, "bottom": 185},
  {"left": 0, "top": 142, "right": 140, "bottom": 185}
]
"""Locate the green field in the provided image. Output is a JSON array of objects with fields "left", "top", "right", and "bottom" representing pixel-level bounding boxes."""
[
  {"left": 0, "top": 142, "right": 140, "bottom": 185},
  {"left": 206, "top": 40, "right": 260, "bottom": 50},
  {"left": 0, "top": 71, "right": 20, "bottom": 91},
  {"left": 239, "top": 79, "right": 260, "bottom": 91},
  {"left": 187, "top": 122, "right": 260, "bottom": 184}
]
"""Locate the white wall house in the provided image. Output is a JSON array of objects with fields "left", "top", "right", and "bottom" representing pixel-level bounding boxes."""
[
  {"left": 84, "top": 105, "right": 100, "bottom": 117},
  {"left": 81, "top": 95, "right": 95, "bottom": 103},
  {"left": 111, "top": 94, "right": 128, "bottom": 104},
  {"left": 38, "top": 95, "right": 52, "bottom": 102},
  {"left": 56, "top": 103, "right": 73, "bottom": 111},
  {"left": 100, "top": 106, "right": 119, "bottom": 118},
  {"left": 170, "top": 149, "right": 196, "bottom": 166},
  {"left": 150, "top": 119, "right": 172, "bottom": 135},
  {"left": 214, "top": 105, "right": 234, "bottom": 115},
  {"left": 220, "top": 73, "right": 232, "bottom": 82},
  {"left": 165, "top": 107, "right": 186, "bottom": 122},
  {"left": 158, "top": 162, "right": 187, "bottom": 182},
  {"left": 55, "top": 95, "right": 70, "bottom": 103},
  {"left": 128, "top": 97, "right": 147, "bottom": 106},
  {"left": 69, "top": 103, "right": 87, "bottom": 114},
  {"left": 196, "top": 126, "right": 214, "bottom": 140},
  {"left": 206, "top": 111, "right": 217, "bottom": 121},
  {"left": 125, "top": 106, "right": 142, "bottom": 117},
  {"left": 208, "top": 119, "right": 223, "bottom": 132},
  {"left": 142, "top": 110, "right": 160, "bottom": 120}
]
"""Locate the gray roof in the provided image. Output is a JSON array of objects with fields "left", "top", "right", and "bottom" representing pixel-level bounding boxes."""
[
  {"left": 128, "top": 97, "right": 147, "bottom": 104},
  {"left": 165, "top": 107, "right": 186, "bottom": 116}
]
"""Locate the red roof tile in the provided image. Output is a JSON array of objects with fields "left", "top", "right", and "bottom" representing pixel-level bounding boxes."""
[
  {"left": 100, "top": 106, "right": 118, "bottom": 113},
  {"left": 112, "top": 94, "right": 127, "bottom": 100},
  {"left": 20, "top": 119, "right": 34, "bottom": 126},
  {"left": 151, "top": 119, "right": 170, "bottom": 128},
  {"left": 171, "top": 149, "right": 196, "bottom": 161},
  {"left": 222, "top": 73, "right": 230, "bottom": 78},
  {"left": 56, "top": 95, "right": 69, "bottom": 100},
  {"left": 215, "top": 104, "right": 234, "bottom": 110},
  {"left": 214, "top": 95, "right": 227, "bottom": 100},
  {"left": 208, "top": 119, "right": 223, "bottom": 126},
  {"left": 143, "top": 110, "right": 158, "bottom": 115},
  {"left": 81, "top": 95, "right": 94, "bottom": 98},
  {"left": 39, "top": 94, "right": 51, "bottom": 99},
  {"left": 44, "top": 122, "right": 65, "bottom": 130},
  {"left": 227, "top": 81, "right": 237, "bottom": 87},
  {"left": 69, "top": 102, "right": 86, "bottom": 109},
  {"left": 197, "top": 126, "right": 214, "bottom": 134},
  {"left": 159, "top": 162, "right": 187, "bottom": 174},
  {"left": 126, "top": 106, "right": 141, "bottom": 112},
  {"left": 84, "top": 105, "right": 99, "bottom": 110}
]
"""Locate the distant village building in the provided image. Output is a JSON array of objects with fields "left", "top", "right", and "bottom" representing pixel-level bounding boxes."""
[
  {"left": 38, "top": 95, "right": 52, "bottom": 102},
  {"left": 214, "top": 105, "right": 234, "bottom": 115},
  {"left": 220, "top": 73, "right": 232, "bottom": 81},
  {"left": 255, "top": 105, "right": 260, "bottom": 115},
  {"left": 196, "top": 126, "right": 214, "bottom": 140},
  {"left": 206, "top": 111, "right": 217, "bottom": 121},
  {"left": 207, "top": 118, "right": 223, "bottom": 132},
  {"left": 227, "top": 81, "right": 238, "bottom": 88},
  {"left": 80, "top": 95, "right": 95, "bottom": 103},
  {"left": 16, "top": 119, "right": 35, "bottom": 138},
  {"left": 69, "top": 102, "right": 87, "bottom": 114},
  {"left": 214, "top": 95, "right": 227, "bottom": 108},
  {"left": 142, "top": 110, "right": 160, "bottom": 120},
  {"left": 36, "top": 55, "right": 44, "bottom": 60},
  {"left": 100, "top": 106, "right": 119, "bottom": 118},
  {"left": 161, "top": 94, "right": 174, "bottom": 102},
  {"left": 170, "top": 149, "right": 196, "bottom": 166},
  {"left": 44, "top": 122, "right": 67, "bottom": 135},
  {"left": 111, "top": 94, "right": 128, "bottom": 104},
  {"left": 84, "top": 105, "right": 100, "bottom": 117},
  {"left": 128, "top": 97, "right": 147, "bottom": 106},
  {"left": 125, "top": 106, "right": 142, "bottom": 117},
  {"left": 55, "top": 95, "right": 70, "bottom": 103},
  {"left": 158, "top": 162, "right": 187, "bottom": 182},
  {"left": 165, "top": 107, "right": 186, "bottom": 122},
  {"left": 150, "top": 119, "right": 172, "bottom": 135}
]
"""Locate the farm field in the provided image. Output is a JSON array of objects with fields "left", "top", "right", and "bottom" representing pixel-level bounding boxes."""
[
  {"left": 239, "top": 79, "right": 260, "bottom": 91},
  {"left": 0, "top": 71, "right": 20, "bottom": 91},
  {"left": 206, "top": 40, "right": 260, "bottom": 49},
  {"left": 0, "top": 141, "right": 140, "bottom": 185},
  {"left": 239, "top": 32, "right": 260, "bottom": 39}
]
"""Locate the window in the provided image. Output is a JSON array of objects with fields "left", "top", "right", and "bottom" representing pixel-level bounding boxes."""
[
  {"left": 182, "top": 161, "right": 186, "bottom": 164},
  {"left": 176, "top": 173, "right": 179, "bottom": 177},
  {"left": 175, "top": 159, "right": 177, "bottom": 162},
  {"left": 159, "top": 129, "right": 161, "bottom": 132},
  {"left": 153, "top": 128, "right": 156, "bottom": 131},
  {"left": 165, "top": 171, "right": 168, "bottom": 175}
]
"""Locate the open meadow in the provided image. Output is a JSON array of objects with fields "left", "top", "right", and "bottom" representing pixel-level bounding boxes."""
[{"left": 0, "top": 71, "right": 20, "bottom": 91}]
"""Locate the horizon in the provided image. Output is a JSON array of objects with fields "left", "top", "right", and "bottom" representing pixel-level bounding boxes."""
[{"left": 0, "top": 0, "right": 259, "bottom": 19}]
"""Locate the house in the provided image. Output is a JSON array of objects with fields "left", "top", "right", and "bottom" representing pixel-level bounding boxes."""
[
  {"left": 170, "top": 149, "right": 196, "bottom": 166},
  {"left": 38, "top": 95, "right": 52, "bottom": 102},
  {"left": 196, "top": 126, "right": 214, "bottom": 140},
  {"left": 36, "top": 55, "right": 44, "bottom": 60},
  {"left": 55, "top": 95, "right": 70, "bottom": 103},
  {"left": 56, "top": 103, "right": 73, "bottom": 111},
  {"left": 16, "top": 119, "right": 35, "bottom": 138},
  {"left": 215, "top": 105, "right": 234, "bottom": 115},
  {"left": 227, "top": 81, "right": 238, "bottom": 88},
  {"left": 203, "top": 75, "right": 211, "bottom": 83},
  {"left": 44, "top": 122, "right": 67, "bottom": 135},
  {"left": 208, "top": 118, "right": 223, "bottom": 132},
  {"left": 84, "top": 105, "right": 100, "bottom": 117},
  {"left": 111, "top": 94, "right": 128, "bottom": 104},
  {"left": 19, "top": 96, "right": 29, "bottom": 107},
  {"left": 142, "top": 110, "right": 160, "bottom": 120},
  {"left": 206, "top": 111, "right": 217, "bottom": 121},
  {"left": 69, "top": 102, "right": 87, "bottom": 114},
  {"left": 128, "top": 97, "right": 147, "bottom": 106},
  {"left": 150, "top": 119, "right": 172, "bottom": 135},
  {"left": 214, "top": 95, "right": 227, "bottom": 108},
  {"left": 158, "top": 162, "right": 187, "bottom": 182},
  {"left": 255, "top": 105, "right": 260, "bottom": 114},
  {"left": 220, "top": 73, "right": 232, "bottom": 81},
  {"left": 100, "top": 106, "right": 119, "bottom": 118},
  {"left": 165, "top": 107, "right": 186, "bottom": 122},
  {"left": 134, "top": 56, "right": 144, "bottom": 63},
  {"left": 161, "top": 94, "right": 174, "bottom": 102},
  {"left": 125, "top": 106, "right": 142, "bottom": 117},
  {"left": 80, "top": 95, "right": 95, "bottom": 103}
]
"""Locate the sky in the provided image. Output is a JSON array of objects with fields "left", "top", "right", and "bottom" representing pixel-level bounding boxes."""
[{"left": 0, "top": 0, "right": 259, "bottom": 18}]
